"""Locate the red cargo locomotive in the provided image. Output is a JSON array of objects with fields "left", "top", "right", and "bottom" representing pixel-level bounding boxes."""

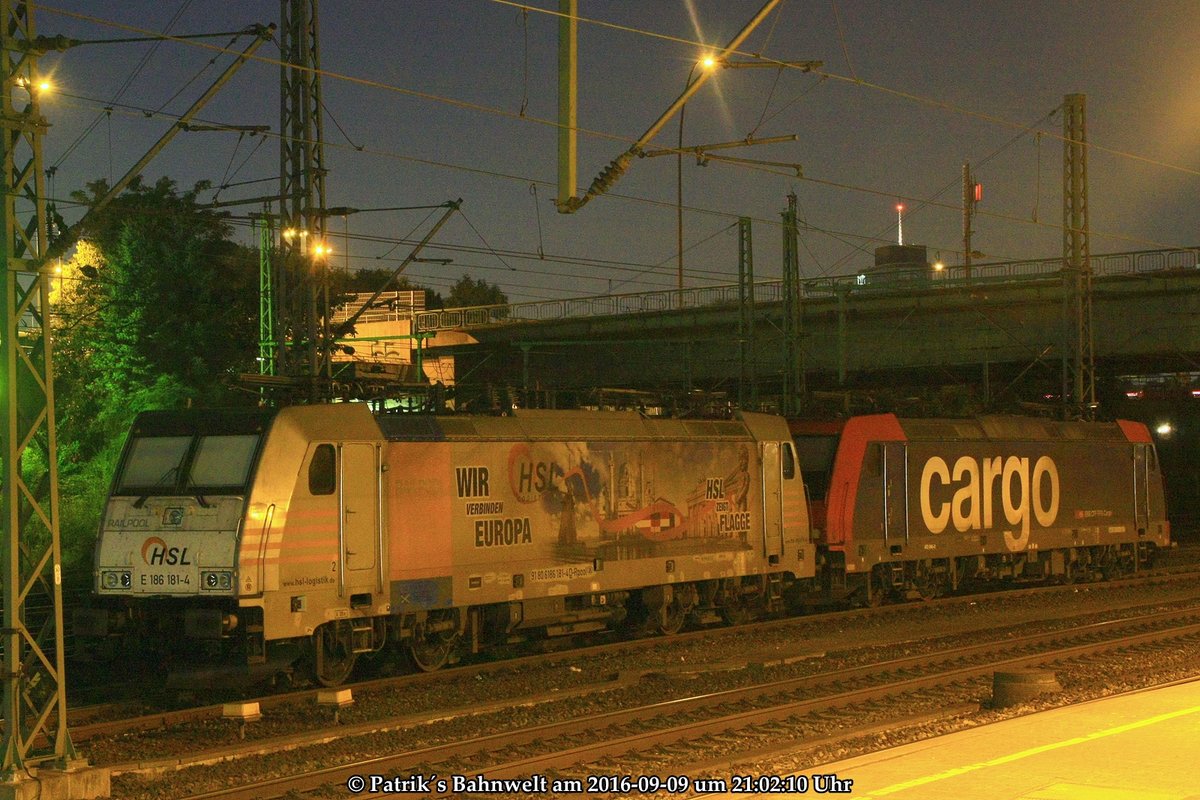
[{"left": 792, "top": 414, "right": 1168, "bottom": 604}]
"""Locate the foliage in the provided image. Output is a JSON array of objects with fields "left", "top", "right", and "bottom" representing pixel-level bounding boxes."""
[
  {"left": 446, "top": 273, "right": 508, "bottom": 308},
  {"left": 65, "top": 177, "right": 258, "bottom": 399},
  {"left": 52, "top": 176, "right": 258, "bottom": 573},
  {"left": 328, "top": 267, "right": 443, "bottom": 309}
]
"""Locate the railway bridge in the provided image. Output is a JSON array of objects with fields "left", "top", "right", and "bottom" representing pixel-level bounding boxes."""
[{"left": 407, "top": 247, "right": 1200, "bottom": 413}]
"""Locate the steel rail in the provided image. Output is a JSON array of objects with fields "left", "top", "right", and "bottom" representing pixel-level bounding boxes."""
[
  {"left": 127, "top": 606, "right": 1200, "bottom": 799},
  {"left": 66, "top": 564, "right": 1200, "bottom": 744}
]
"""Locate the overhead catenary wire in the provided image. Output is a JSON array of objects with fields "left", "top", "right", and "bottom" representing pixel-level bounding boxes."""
[
  {"left": 50, "top": 87, "right": 1167, "bottom": 265},
  {"left": 49, "top": 0, "right": 194, "bottom": 171},
  {"left": 33, "top": 5, "right": 1196, "bottom": 294},
  {"left": 47, "top": 83, "right": 1185, "bottom": 286},
  {"left": 40, "top": 3, "right": 1200, "bottom": 183},
  {"left": 42, "top": 189, "right": 763, "bottom": 290},
  {"left": 820, "top": 105, "right": 1064, "bottom": 274},
  {"left": 47, "top": 187, "right": 1197, "bottom": 307},
  {"left": 487, "top": 0, "right": 1200, "bottom": 179},
  {"left": 27, "top": 5, "right": 1166, "bottom": 246},
  {"left": 43, "top": 90, "right": 908, "bottom": 264}
]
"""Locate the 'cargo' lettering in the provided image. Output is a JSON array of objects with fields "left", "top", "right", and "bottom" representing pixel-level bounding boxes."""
[
  {"left": 474, "top": 517, "right": 532, "bottom": 547},
  {"left": 919, "top": 454, "right": 1059, "bottom": 551}
]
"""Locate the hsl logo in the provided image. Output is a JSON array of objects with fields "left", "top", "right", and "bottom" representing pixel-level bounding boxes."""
[{"left": 141, "top": 536, "right": 192, "bottom": 566}]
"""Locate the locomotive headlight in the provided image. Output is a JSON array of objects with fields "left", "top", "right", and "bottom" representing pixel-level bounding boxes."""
[
  {"left": 201, "top": 570, "right": 233, "bottom": 591},
  {"left": 100, "top": 570, "right": 131, "bottom": 590}
]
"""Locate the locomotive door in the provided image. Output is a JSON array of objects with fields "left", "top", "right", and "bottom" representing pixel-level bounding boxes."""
[
  {"left": 882, "top": 443, "right": 908, "bottom": 545},
  {"left": 340, "top": 443, "right": 380, "bottom": 592},
  {"left": 761, "top": 442, "right": 784, "bottom": 560},
  {"left": 1133, "top": 444, "right": 1151, "bottom": 531}
]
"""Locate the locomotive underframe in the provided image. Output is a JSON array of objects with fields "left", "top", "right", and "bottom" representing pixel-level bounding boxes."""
[
  {"left": 288, "top": 572, "right": 798, "bottom": 683},
  {"left": 823, "top": 540, "right": 1157, "bottom": 605}
]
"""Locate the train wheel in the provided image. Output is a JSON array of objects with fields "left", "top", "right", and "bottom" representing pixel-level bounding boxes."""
[
  {"left": 656, "top": 597, "right": 688, "bottom": 635},
  {"left": 313, "top": 622, "right": 357, "bottom": 687},
  {"left": 861, "top": 566, "right": 891, "bottom": 607},
  {"left": 658, "top": 583, "right": 699, "bottom": 635},
  {"left": 911, "top": 563, "right": 945, "bottom": 601},
  {"left": 720, "top": 594, "right": 752, "bottom": 626},
  {"left": 719, "top": 580, "right": 758, "bottom": 625},
  {"left": 408, "top": 612, "right": 458, "bottom": 672}
]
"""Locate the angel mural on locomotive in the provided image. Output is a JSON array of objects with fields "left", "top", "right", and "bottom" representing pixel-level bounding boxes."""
[{"left": 482, "top": 438, "right": 757, "bottom": 563}]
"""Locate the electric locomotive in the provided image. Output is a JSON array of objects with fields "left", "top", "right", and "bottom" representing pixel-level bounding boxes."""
[
  {"left": 78, "top": 404, "right": 812, "bottom": 685},
  {"left": 791, "top": 414, "right": 1169, "bottom": 603}
]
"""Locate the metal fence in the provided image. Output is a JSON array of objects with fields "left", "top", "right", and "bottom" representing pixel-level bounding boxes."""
[{"left": 409, "top": 246, "right": 1200, "bottom": 334}]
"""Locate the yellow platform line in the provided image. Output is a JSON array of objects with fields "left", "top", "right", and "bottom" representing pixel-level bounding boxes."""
[{"left": 857, "top": 700, "right": 1200, "bottom": 799}]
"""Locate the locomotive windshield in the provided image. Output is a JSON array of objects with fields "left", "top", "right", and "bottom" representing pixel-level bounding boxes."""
[
  {"left": 112, "top": 410, "right": 274, "bottom": 496},
  {"left": 187, "top": 435, "right": 260, "bottom": 488},
  {"left": 117, "top": 436, "right": 191, "bottom": 491},
  {"left": 116, "top": 433, "right": 261, "bottom": 494}
]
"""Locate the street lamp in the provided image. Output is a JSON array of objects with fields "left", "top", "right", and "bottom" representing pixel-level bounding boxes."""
[
  {"left": 650, "top": 57, "right": 820, "bottom": 308},
  {"left": 676, "top": 58, "right": 717, "bottom": 307}
]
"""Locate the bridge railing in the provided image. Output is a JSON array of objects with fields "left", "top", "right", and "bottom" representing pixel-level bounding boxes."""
[{"left": 410, "top": 246, "right": 1200, "bottom": 334}]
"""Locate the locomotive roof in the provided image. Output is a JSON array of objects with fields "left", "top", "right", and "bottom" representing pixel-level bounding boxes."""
[
  {"left": 895, "top": 414, "right": 1133, "bottom": 442},
  {"left": 375, "top": 409, "right": 762, "bottom": 442},
  {"left": 128, "top": 408, "right": 275, "bottom": 437}
]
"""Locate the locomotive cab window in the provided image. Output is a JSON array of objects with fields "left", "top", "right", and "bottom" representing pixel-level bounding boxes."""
[
  {"left": 117, "top": 436, "right": 192, "bottom": 492},
  {"left": 309, "top": 444, "right": 336, "bottom": 495},
  {"left": 782, "top": 442, "right": 796, "bottom": 480},
  {"left": 866, "top": 443, "right": 882, "bottom": 477},
  {"left": 188, "top": 434, "right": 260, "bottom": 490}
]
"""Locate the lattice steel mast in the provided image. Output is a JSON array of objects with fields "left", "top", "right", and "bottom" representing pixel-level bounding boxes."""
[
  {"left": 1, "top": 0, "right": 73, "bottom": 776},
  {"left": 1061, "top": 93, "right": 1094, "bottom": 420},
  {"left": 781, "top": 192, "right": 804, "bottom": 414},
  {"left": 737, "top": 217, "right": 756, "bottom": 409},
  {"left": 278, "top": 0, "right": 327, "bottom": 385}
]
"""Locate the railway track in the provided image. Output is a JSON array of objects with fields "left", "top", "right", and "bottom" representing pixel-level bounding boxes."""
[
  {"left": 107, "top": 602, "right": 1200, "bottom": 800},
  {"left": 64, "top": 562, "right": 1200, "bottom": 743},
  {"left": 67, "top": 563, "right": 1200, "bottom": 746}
]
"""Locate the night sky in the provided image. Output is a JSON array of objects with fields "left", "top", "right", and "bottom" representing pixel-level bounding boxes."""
[{"left": 31, "top": 1, "right": 1200, "bottom": 303}]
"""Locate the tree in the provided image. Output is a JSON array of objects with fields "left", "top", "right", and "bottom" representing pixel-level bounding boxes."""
[
  {"left": 446, "top": 274, "right": 508, "bottom": 308},
  {"left": 328, "top": 267, "right": 442, "bottom": 308},
  {"left": 64, "top": 176, "right": 258, "bottom": 403},
  {"left": 52, "top": 177, "right": 259, "bottom": 573}
]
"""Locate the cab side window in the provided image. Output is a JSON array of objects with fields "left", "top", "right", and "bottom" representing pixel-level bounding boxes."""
[
  {"left": 309, "top": 444, "right": 336, "bottom": 495},
  {"left": 782, "top": 442, "right": 796, "bottom": 480},
  {"left": 866, "top": 443, "right": 881, "bottom": 476}
]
